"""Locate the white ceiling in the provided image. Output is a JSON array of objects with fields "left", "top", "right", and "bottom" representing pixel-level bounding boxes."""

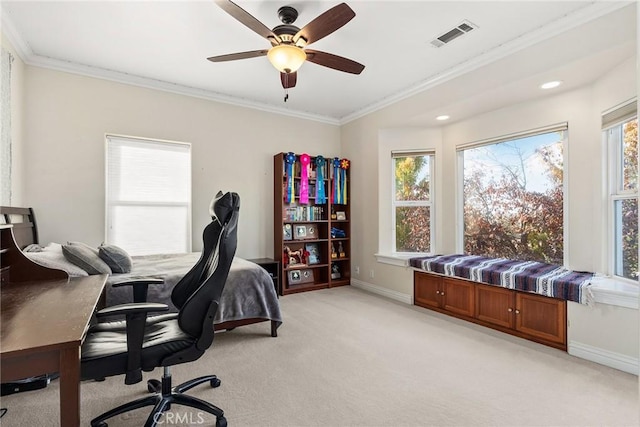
[{"left": 0, "top": 1, "right": 637, "bottom": 125}]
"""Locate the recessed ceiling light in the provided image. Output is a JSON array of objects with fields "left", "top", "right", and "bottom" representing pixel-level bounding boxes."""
[
  {"left": 540, "top": 80, "right": 562, "bottom": 90},
  {"left": 436, "top": 115, "right": 450, "bottom": 121}
]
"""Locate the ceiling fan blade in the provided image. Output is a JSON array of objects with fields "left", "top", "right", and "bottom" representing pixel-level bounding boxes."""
[
  {"left": 215, "top": 0, "right": 280, "bottom": 43},
  {"left": 305, "top": 49, "right": 365, "bottom": 75},
  {"left": 294, "top": 3, "right": 355, "bottom": 45},
  {"left": 207, "top": 49, "right": 268, "bottom": 62},
  {"left": 281, "top": 72, "right": 297, "bottom": 89}
]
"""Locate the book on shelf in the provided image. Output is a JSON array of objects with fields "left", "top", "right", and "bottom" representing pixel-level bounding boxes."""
[{"left": 283, "top": 205, "right": 325, "bottom": 222}]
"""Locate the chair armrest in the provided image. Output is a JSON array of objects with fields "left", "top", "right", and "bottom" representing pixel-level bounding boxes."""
[
  {"left": 95, "top": 302, "right": 168, "bottom": 385},
  {"left": 96, "top": 302, "right": 169, "bottom": 318},
  {"left": 112, "top": 279, "right": 165, "bottom": 303}
]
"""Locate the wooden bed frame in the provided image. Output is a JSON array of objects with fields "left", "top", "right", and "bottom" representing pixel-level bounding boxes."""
[
  {"left": 0, "top": 206, "right": 279, "bottom": 337},
  {"left": 0, "top": 206, "right": 39, "bottom": 248}
]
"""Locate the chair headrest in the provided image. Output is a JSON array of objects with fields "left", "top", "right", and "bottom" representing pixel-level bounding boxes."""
[{"left": 209, "top": 191, "right": 238, "bottom": 225}]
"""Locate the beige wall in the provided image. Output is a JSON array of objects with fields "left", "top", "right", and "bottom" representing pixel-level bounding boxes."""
[
  {"left": 22, "top": 67, "right": 340, "bottom": 258},
  {"left": 343, "top": 52, "right": 637, "bottom": 362},
  {"left": 1, "top": 33, "right": 25, "bottom": 206}
]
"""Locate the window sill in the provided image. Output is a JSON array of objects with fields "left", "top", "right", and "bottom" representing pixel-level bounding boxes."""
[
  {"left": 589, "top": 277, "right": 638, "bottom": 309},
  {"left": 375, "top": 253, "right": 425, "bottom": 267}
]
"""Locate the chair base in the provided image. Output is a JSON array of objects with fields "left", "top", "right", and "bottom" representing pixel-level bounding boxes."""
[{"left": 91, "top": 371, "right": 226, "bottom": 427}]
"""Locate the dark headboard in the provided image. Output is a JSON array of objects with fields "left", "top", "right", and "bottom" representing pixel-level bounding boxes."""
[{"left": 0, "top": 206, "right": 38, "bottom": 249}]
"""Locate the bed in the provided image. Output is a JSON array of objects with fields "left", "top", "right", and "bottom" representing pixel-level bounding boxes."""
[{"left": 0, "top": 206, "right": 282, "bottom": 337}]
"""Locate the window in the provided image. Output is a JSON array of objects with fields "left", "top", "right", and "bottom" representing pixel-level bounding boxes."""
[
  {"left": 460, "top": 126, "right": 566, "bottom": 264},
  {"left": 604, "top": 101, "right": 638, "bottom": 281},
  {"left": 392, "top": 151, "right": 434, "bottom": 253},
  {"left": 1, "top": 48, "right": 13, "bottom": 205},
  {"left": 106, "top": 135, "right": 191, "bottom": 256}
]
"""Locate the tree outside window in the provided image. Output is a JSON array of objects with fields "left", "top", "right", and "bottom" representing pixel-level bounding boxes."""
[
  {"left": 462, "top": 130, "right": 565, "bottom": 264},
  {"left": 393, "top": 153, "right": 433, "bottom": 253}
]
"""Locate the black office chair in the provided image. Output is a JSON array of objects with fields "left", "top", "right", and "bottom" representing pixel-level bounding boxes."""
[{"left": 81, "top": 191, "right": 240, "bottom": 427}]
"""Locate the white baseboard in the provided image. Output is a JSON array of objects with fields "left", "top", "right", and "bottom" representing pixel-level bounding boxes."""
[
  {"left": 350, "top": 279, "right": 412, "bottom": 305},
  {"left": 568, "top": 341, "right": 638, "bottom": 375}
]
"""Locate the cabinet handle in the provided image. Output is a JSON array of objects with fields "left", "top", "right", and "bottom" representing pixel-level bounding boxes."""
[
  {"left": 441, "top": 292, "right": 445, "bottom": 296},
  {"left": 435, "top": 290, "right": 440, "bottom": 295},
  {"left": 507, "top": 308, "right": 513, "bottom": 312},
  {"left": 515, "top": 309, "right": 520, "bottom": 314}
]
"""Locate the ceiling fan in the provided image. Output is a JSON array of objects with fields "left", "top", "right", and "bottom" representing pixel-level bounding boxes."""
[{"left": 208, "top": 0, "right": 365, "bottom": 92}]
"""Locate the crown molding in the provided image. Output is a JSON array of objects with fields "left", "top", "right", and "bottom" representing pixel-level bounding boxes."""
[
  {"left": 0, "top": 7, "right": 340, "bottom": 126},
  {"left": 2, "top": 1, "right": 632, "bottom": 127},
  {"left": 27, "top": 55, "right": 341, "bottom": 125},
  {"left": 1, "top": 5, "right": 34, "bottom": 60},
  {"left": 339, "top": 1, "right": 634, "bottom": 125}
]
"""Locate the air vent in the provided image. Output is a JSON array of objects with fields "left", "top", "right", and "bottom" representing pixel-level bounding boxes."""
[{"left": 430, "top": 20, "right": 477, "bottom": 48}]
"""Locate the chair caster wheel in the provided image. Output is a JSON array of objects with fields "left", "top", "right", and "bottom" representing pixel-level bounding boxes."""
[
  {"left": 147, "top": 379, "right": 161, "bottom": 393},
  {"left": 216, "top": 416, "right": 227, "bottom": 427},
  {"left": 210, "top": 377, "right": 221, "bottom": 388}
]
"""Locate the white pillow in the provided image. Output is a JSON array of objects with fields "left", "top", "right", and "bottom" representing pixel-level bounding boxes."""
[{"left": 25, "top": 242, "right": 89, "bottom": 277}]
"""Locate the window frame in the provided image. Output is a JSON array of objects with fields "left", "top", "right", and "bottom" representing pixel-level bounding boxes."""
[
  {"left": 105, "top": 134, "right": 192, "bottom": 256},
  {"left": 604, "top": 100, "right": 638, "bottom": 284},
  {"left": 456, "top": 124, "right": 568, "bottom": 265},
  {"left": 391, "top": 150, "right": 435, "bottom": 255}
]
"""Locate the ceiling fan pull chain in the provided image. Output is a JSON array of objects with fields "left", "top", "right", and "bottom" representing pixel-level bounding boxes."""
[{"left": 284, "top": 89, "right": 289, "bottom": 103}]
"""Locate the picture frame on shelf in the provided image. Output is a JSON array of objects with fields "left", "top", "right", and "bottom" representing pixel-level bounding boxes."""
[
  {"left": 336, "top": 211, "right": 347, "bottom": 220},
  {"left": 293, "top": 224, "right": 317, "bottom": 240},
  {"left": 301, "top": 269, "right": 314, "bottom": 283},
  {"left": 288, "top": 269, "right": 302, "bottom": 283},
  {"left": 306, "top": 224, "right": 317, "bottom": 239},
  {"left": 331, "top": 263, "right": 341, "bottom": 279},
  {"left": 305, "top": 243, "right": 320, "bottom": 265},
  {"left": 283, "top": 224, "right": 292, "bottom": 241},
  {"left": 288, "top": 269, "right": 314, "bottom": 284},
  {"left": 293, "top": 225, "right": 307, "bottom": 239}
]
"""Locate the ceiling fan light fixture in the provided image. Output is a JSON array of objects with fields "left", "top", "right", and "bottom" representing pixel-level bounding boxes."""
[{"left": 267, "top": 44, "right": 306, "bottom": 73}]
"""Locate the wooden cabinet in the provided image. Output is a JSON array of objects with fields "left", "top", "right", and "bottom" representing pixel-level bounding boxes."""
[
  {"left": 415, "top": 271, "right": 566, "bottom": 350},
  {"left": 274, "top": 153, "right": 351, "bottom": 295},
  {"left": 515, "top": 292, "right": 566, "bottom": 345},
  {"left": 475, "top": 284, "right": 514, "bottom": 328},
  {"left": 442, "top": 278, "right": 475, "bottom": 317},
  {"left": 414, "top": 273, "right": 474, "bottom": 317},
  {"left": 414, "top": 271, "right": 441, "bottom": 308}
]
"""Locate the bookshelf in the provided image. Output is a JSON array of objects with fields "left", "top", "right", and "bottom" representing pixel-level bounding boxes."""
[{"left": 273, "top": 152, "right": 351, "bottom": 295}]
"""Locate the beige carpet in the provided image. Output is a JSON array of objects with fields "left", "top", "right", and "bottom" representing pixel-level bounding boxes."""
[{"left": 1, "top": 286, "right": 638, "bottom": 426}]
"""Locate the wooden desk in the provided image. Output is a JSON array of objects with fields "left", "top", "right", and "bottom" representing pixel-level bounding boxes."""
[{"left": 1, "top": 275, "right": 106, "bottom": 426}]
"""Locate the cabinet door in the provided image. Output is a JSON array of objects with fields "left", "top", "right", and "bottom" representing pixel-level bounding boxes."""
[
  {"left": 515, "top": 293, "right": 566, "bottom": 345},
  {"left": 475, "top": 284, "right": 514, "bottom": 329},
  {"left": 442, "top": 278, "right": 474, "bottom": 317},
  {"left": 414, "top": 272, "right": 441, "bottom": 309}
]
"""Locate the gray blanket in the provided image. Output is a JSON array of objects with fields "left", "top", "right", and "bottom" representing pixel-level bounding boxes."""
[{"left": 106, "top": 254, "right": 282, "bottom": 326}]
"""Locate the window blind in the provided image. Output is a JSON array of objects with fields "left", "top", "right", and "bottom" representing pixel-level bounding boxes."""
[
  {"left": 392, "top": 149, "right": 435, "bottom": 158},
  {"left": 106, "top": 135, "right": 191, "bottom": 256},
  {"left": 602, "top": 98, "right": 637, "bottom": 129},
  {"left": 456, "top": 123, "right": 568, "bottom": 151}
]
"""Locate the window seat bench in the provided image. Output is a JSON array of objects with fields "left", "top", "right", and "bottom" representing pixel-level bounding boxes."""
[{"left": 409, "top": 255, "right": 596, "bottom": 350}]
